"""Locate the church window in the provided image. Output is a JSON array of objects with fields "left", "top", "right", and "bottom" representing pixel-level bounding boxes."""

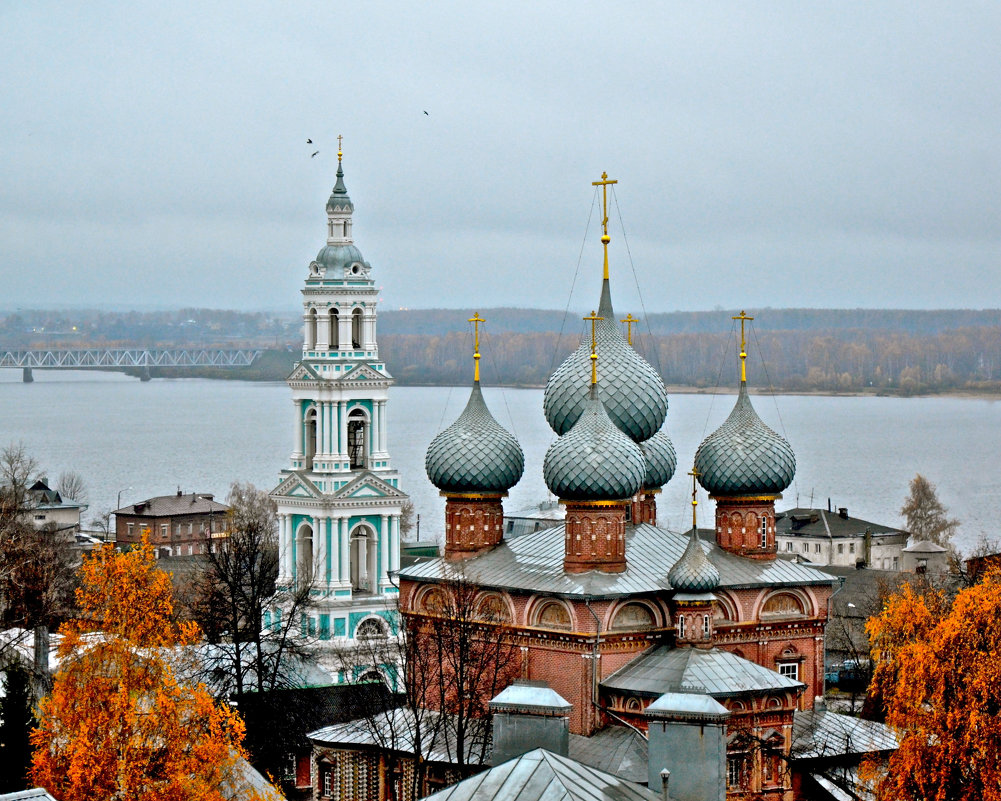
[
  {"left": 779, "top": 662, "right": 799, "bottom": 681},
  {"left": 347, "top": 409, "right": 367, "bottom": 469},
  {"left": 727, "top": 756, "right": 746, "bottom": 789},
  {"left": 536, "top": 601, "right": 572, "bottom": 630},
  {"left": 760, "top": 516, "right": 768, "bottom": 547},
  {"left": 305, "top": 407, "right": 318, "bottom": 465},
  {"left": 702, "top": 614, "right": 710, "bottom": 638},
  {"left": 351, "top": 308, "right": 363, "bottom": 348},
  {"left": 329, "top": 308, "right": 339, "bottom": 348},
  {"left": 611, "top": 603, "right": 655, "bottom": 631},
  {"left": 306, "top": 308, "right": 318, "bottom": 348},
  {"left": 356, "top": 617, "right": 387, "bottom": 638},
  {"left": 677, "top": 614, "right": 686, "bottom": 638}
]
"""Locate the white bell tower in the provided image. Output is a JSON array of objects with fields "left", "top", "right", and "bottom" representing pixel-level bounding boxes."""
[{"left": 272, "top": 142, "right": 407, "bottom": 651}]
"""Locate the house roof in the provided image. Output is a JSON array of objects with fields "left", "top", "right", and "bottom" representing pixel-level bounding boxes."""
[
  {"left": 601, "top": 644, "right": 804, "bottom": 698},
  {"left": 776, "top": 508, "right": 904, "bottom": 540},
  {"left": 399, "top": 523, "right": 836, "bottom": 599},
  {"left": 791, "top": 708, "right": 898, "bottom": 760},
  {"left": 420, "top": 748, "right": 661, "bottom": 801},
  {"left": 114, "top": 492, "right": 229, "bottom": 517}
]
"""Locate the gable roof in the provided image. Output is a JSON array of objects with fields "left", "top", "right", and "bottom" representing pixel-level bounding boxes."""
[
  {"left": 421, "top": 748, "right": 661, "bottom": 801},
  {"left": 399, "top": 524, "right": 836, "bottom": 599},
  {"left": 114, "top": 492, "right": 228, "bottom": 517},
  {"left": 601, "top": 644, "right": 804, "bottom": 698},
  {"left": 776, "top": 508, "right": 904, "bottom": 540}
]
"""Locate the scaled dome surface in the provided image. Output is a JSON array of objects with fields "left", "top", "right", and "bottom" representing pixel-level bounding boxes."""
[
  {"left": 694, "top": 383, "right": 796, "bottom": 496},
  {"left": 544, "top": 282, "right": 668, "bottom": 443},
  {"left": 543, "top": 387, "right": 645, "bottom": 501},
  {"left": 668, "top": 528, "right": 721, "bottom": 593},
  {"left": 426, "top": 383, "right": 525, "bottom": 494},
  {"left": 641, "top": 428, "right": 677, "bottom": 489}
]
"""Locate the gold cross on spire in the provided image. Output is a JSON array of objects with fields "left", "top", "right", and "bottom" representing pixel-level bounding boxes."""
[
  {"left": 584, "top": 309, "right": 603, "bottom": 385},
  {"left": 621, "top": 313, "right": 639, "bottom": 346},
  {"left": 731, "top": 310, "right": 754, "bottom": 383},
  {"left": 688, "top": 467, "right": 700, "bottom": 530},
  {"left": 337, "top": 134, "right": 343, "bottom": 162},
  {"left": 591, "top": 171, "right": 618, "bottom": 280},
  {"left": 469, "top": 312, "right": 485, "bottom": 382}
]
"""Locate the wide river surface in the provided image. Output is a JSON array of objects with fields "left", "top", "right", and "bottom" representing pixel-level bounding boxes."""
[{"left": 0, "top": 370, "right": 997, "bottom": 555}]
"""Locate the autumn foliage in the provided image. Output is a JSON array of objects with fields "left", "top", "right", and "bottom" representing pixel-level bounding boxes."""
[
  {"left": 864, "top": 573, "right": 1001, "bottom": 800},
  {"left": 31, "top": 539, "right": 256, "bottom": 801}
]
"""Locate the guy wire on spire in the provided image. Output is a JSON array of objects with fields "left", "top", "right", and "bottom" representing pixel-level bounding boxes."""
[
  {"left": 584, "top": 309, "right": 603, "bottom": 385},
  {"left": 591, "top": 171, "right": 617, "bottom": 281},
  {"left": 732, "top": 310, "right": 754, "bottom": 383},
  {"left": 469, "top": 312, "right": 485, "bottom": 383}
]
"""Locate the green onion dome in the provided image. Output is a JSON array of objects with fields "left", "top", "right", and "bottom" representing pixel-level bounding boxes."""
[
  {"left": 425, "top": 383, "right": 525, "bottom": 493},
  {"left": 543, "top": 384, "right": 645, "bottom": 501},
  {"left": 668, "top": 527, "right": 720, "bottom": 593},
  {"left": 694, "top": 382, "right": 796, "bottom": 496},
  {"left": 543, "top": 281, "right": 668, "bottom": 443},
  {"left": 641, "top": 428, "right": 677, "bottom": 489}
]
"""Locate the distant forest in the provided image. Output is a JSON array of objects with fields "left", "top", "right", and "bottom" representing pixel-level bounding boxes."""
[{"left": 3, "top": 307, "right": 1001, "bottom": 394}]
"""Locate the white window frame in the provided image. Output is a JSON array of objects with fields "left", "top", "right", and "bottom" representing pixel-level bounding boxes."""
[
  {"left": 778, "top": 662, "right": 799, "bottom": 681},
  {"left": 760, "top": 516, "right": 768, "bottom": 548}
]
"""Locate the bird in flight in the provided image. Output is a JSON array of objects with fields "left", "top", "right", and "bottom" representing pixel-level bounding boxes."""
[
  {"left": 306, "top": 138, "right": 313, "bottom": 144},
  {"left": 311, "top": 150, "right": 320, "bottom": 158},
  {"left": 423, "top": 110, "right": 429, "bottom": 116}
]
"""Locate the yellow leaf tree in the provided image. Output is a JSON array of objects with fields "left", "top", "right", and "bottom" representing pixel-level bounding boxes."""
[
  {"left": 864, "top": 574, "right": 1001, "bottom": 800},
  {"left": 31, "top": 539, "right": 252, "bottom": 801}
]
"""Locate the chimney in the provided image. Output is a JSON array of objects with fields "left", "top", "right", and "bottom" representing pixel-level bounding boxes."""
[
  {"left": 177, "top": 487, "right": 182, "bottom": 497},
  {"left": 838, "top": 507, "right": 849, "bottom": 519},
  {"left": 646, "top": 692, "right": 729, "bottom": 801},
  {"left": 489, "top": 680, "right": 571, "bottom": 765}
]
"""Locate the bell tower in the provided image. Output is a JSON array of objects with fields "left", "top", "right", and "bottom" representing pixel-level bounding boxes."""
[{"left": 272, "top": 142, "right": 408, "bottom": 648}]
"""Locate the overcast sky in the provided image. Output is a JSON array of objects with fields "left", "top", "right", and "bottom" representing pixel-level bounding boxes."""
[{"left": 2, "top": 2, "right": 1000, "bottom": 314}]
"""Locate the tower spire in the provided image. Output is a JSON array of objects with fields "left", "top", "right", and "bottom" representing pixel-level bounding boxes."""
[
  {"left": 469, "top": 312, "right": 484, "bottom": 383},
  {"left": 591, "top": 172, "right": 618, "bottom": 281},
  {"left": 732, "top": 310, "right": 754, "bottom": 383},
  {"left": 584, "top": 310, "right": 603, "bottom": 385}
]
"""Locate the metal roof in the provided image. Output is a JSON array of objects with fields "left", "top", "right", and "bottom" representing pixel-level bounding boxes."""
[
  {"left": 601, "top": 645, "right": 804, "bottom": 698},
  {"left": 776, "top": 507, "right": 904, "bottom": 540},
  {"left": 791, "top": 709, "right": 898, "bottom": 760},
  {"left": 490, "top": 681, "right": 572, "bottom": 714},
  {"left": 645, "top": 691, "right": 730, "bottom": 722},
  {"left": 114, "top": 492, "right": 228, "bottom": 517},
  {"left": 420, "top": 748, "right": 661, "bottom": 801},
  {"left": 399, "top": 523, "right": 836, "bottom": 599}
]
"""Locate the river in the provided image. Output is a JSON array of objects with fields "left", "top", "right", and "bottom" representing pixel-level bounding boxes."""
[{"left": 0, "top": 370, "right": 997, "bottom": 555}]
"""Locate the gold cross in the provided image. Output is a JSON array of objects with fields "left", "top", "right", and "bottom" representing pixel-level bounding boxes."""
[
  {"left": 469, "top": 312, "right": 485, "bottom": 382},
  {"left": 583, "top": 310, "right": 603, "bottom": 384},
  {"left": 621, "top": 313, "right": 639, "bottom": 346},
  {"left": 731, "top": 310, "right": 754, "bottom": 382},
  {"left": 591, "top": 171, "right": 618, "bottom": 280},
  {"left": 688, "top": 467, "right": 700, "bottom": 529},
  {"left": 337, "top": 135, "right": 343, "bottom": 160}
]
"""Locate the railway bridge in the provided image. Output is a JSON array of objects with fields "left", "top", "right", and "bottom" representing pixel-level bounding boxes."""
[{"left": 0, "top": 347, "right": 263, "bottom": 381}]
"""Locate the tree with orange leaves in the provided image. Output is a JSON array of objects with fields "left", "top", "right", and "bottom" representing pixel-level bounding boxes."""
[
  {"left": 864, "top": 573, "right": 1001, "bottom": 800},
  {"left": 31, "top": 538, "right": 258, "bottom": 801}
]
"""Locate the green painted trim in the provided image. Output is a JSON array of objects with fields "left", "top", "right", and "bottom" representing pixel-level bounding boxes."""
[{"left": 334, "top": 618, "right": 346, "bottom": 637}]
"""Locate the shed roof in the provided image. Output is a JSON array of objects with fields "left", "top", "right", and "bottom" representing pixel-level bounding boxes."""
[{"left": 399, "top": 524, "right": 835, "bottom": 599}]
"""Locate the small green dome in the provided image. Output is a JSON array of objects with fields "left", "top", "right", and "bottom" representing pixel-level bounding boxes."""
[
  {"left": 426, "top": 383, "right": 524, "bottom": 493},
  {"left": 543, "top": 385, "right": 645, "bottom": 501},
  {"left": 641, "top": 428, "right": 677, "bottom": 489},
  {"left": 314, "top": 243, "right": 369, "bottom": 274},
  {"left": 544, "top": 281, "right": 668, "bottom": 443},
  {"left": 694, "top": 383, "right": 796, "bottom": 496},
  {"left": 668, "top": 528, "right": 720, "bottom": 593}
]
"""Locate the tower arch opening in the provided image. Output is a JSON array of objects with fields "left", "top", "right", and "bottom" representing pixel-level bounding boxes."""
[
  {"left": 347, "top": 408, "right": 368, "bottom": 469},
  {"left": 306, "top": 308, "right": 318, "bottom": 349},
  {"left": 304, "top": 406, "right": 318, "bottom": 466},
  {"left": 329, "top": 308, "right": 339, "bottom": 349},
  {"left": 296, "top": 523, "right": 314, "bottom": 583},
  {"left": 352, "top": 308, "right": 363, "bottom": 348},
  {"left": 350, "top": 524, "right": 378, "bottom": 593}
]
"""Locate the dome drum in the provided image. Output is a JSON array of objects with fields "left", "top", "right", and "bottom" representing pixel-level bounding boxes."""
[
  {"left": 443, "top": 495, "right": 506, "bottom": 561},
  {"left": 562, "top": 499, "right": 629, "bottom": 574},
  {"left": 713, "top": 496, "right": 780, "bottom": 561}
]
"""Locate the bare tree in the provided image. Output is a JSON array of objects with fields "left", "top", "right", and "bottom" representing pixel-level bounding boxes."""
[
  {"left": 189, "top": 482, "right": 317, "bottom": 703},
  {"left": 55, "top": 471, "right": 87, "bottom": 503},
  {"left": 901, "top": 474, "right": 959, "bottom": 562}
]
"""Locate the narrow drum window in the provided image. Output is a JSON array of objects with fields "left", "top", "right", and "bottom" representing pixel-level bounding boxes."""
[{"left": 760, "top": 516, "right": 768, "bottom": 548}]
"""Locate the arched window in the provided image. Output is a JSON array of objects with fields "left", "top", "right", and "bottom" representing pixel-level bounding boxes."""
[
  {"left": 703, "top": 613, "right": 711, "bottom": 638},
  {"left": 351, "top": 308, "right": 363, "bottom": 348},
  {"left": 761, "top": 592, "right": 807, "bottom": 619},
  {"left": 760, "top": 516, "right": 769, "bottom": 548},
  {"left": 348, "top": 409, "right": 367, "bottom": 469},
  {"left": 306, "top": 308, "right": 317, "bottom": 348},
  {"left": 297, "top": 524, "right": 313, "bottom": 581},
  {"left": 350, "top": 525, "right": 377, "bottom": 593},
  {"left": 476, "top": 593, "right": 512, "bottom": 623},
  {"left": 677, "top": 614, "right": 686, "bottom": 638},
  {"left": 356, "top": 618, "right": 387, "bottom": 638},
  {"left": 304, "top": 407, "right": 318, "bottom": 465},
  {"left": 329, "top": 308, "right": 339, "bottom": 349}
]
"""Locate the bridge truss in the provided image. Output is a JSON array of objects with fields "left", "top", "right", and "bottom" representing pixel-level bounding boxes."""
[{"left": 0, "top": 348, "right": 262, "bottom": 369}]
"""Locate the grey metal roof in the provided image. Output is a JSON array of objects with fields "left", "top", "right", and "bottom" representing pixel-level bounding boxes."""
[
  {"left": 776, "top": 507, "right": 904, "bottom": 540},
  {"left": 645, "top": 691, "right": 730, "bottom": 723},
  {"left": 420, "top": 748, "right": 662, "bottom": 801},
  {"left": 543, "top": 386, "right": 645, "bottom": 501},
  {"left": 490, "top": 681, "right": 572, "bottom": 714},
  {"left": 601, "top": 645, "right": 804, "bottom": 698},
  {"left": 398, "top": 523, "right": 837, "bottom": 599},
  {"left": 0, "top": 790, "right": 60, "bottom": 801},
  {"left": 902, "top": 540, "right": 947, "bottom": 553},
  {"left": 640, "top": 428, "right": 677, "bottom": 489},
  {"left": 114, "top": 492, "right": 228, "bottom": 517},
  {"left": 568, "top": 727, "right": 648, "bottom": 785},
  {"left": 313, "top": 243, "right": 369, "bottom": 275},
  {"left": 791, "top": 709, "right": 898, "bottom": 760},
  {"left": 426, "top": 382, "right": 525, "bottom": 493},
  {"left": 695, "top": 381, "right": 795, "bottom": 496},
  {"left": 543, "top": 279, "right": 668, "bottom": 443},
  {"left": 667, "top": 527, "right": 720, "bottom": 593}
]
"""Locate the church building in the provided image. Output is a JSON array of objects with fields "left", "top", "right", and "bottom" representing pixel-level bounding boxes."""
[{"left": 272, "top": 146, "right": 408, "bottom": 653}]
